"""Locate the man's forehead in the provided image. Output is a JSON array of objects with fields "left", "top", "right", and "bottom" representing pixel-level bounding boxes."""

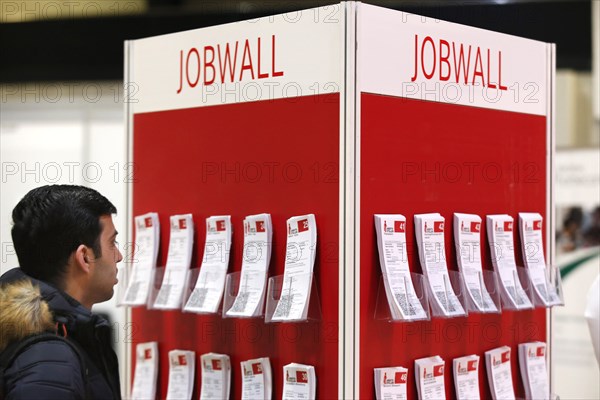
[{"left": 99, "top": 215, "right": 117, "bottom": 234}]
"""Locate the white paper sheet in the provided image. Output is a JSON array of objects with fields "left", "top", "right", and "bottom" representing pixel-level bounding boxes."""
[
  {"left": 200, "top": 353, "right": 231, "bottom": 400},
  {"left": 241, "top": 357, "right": 272, "bottom": 400},
  {"left": 454, "top": 213, "right": 497, "bottom": 313},
  {"left": 375, "top": 214, "right": 427, "bottom": 320},
  {"left": 272, "top": 214, "right": 317, "bottom": 321},
  {"left": 518, "top": 213, "right": 562, "bottom": 306},
  {"left": 415, "top": 213, "right": 465, "bottom": 317},
  {"left": 184, "top": 216, "right": 232, "bottom": 313},
  {"left": 123, "top": 213, "right": 160, "bottom": 306},
  {"left": 154, "top": 214, "right": 194, "bottom": 309},
  {"left": 518, "top": 342, "right": 550, "bottom": 400},
  {"left": 374, "top": 366, "right": 408, "bottom": 400},
  {"left": 452, "top": 354, "right": 480, "bottom": 400},
  {"left": 282, "top": 363, "right": 316, "bottom": 400},
  {"left": 226, "top": 214, "right": 272, "bottom": 317},
  {"left": 486, "top": 215, "right": 532, "bottom": 309},
  {"left": 414, "top": 356, "right": 446, "bottom": 400},
  {"left": 485, "top": 346, "right": 515, "bottom": 400},
  {"left": 130, "top": 342, "right": 159, "bottom": 400},
  {"left": 166, "top": 350, "right": 196, "bottom": 400}
]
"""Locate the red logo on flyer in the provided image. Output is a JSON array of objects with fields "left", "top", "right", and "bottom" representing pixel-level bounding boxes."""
[
  {"left": 251, "top": 363, "right": 263, "bottom": 374},
  {"left": 467, "top": 360, "right": 477, "bottom": 371},
  {"left": 212, "top": 359, "right": 222, "bottom": 370},
  {"left": 503, "top": 221, "right": 513, "bottom": 232},
  {"left": 471, "top": 222, "right": 481, "bottom": 233},
  {"left": 395, "top": 372, "right": 407, "bottom": 383},
  {"left": 434, "top": 221, "right": 444, "bottom": 232},
  {"left": 178, "top": 355, "right": 187, "bottom": 366},
  {"left": 256, "top": 220, "right": 265, "bottom": 232},
  {"left": 178, "top": 219, "right": 187, "bottom": 229},
  {"left": 144, "top": 217, "right": 153, "bottom": 228},
  {"left": 394, "top": 221, "right": 405, "bottom": 233},
  {"left": 297, "top": 219, "right": 309, "bottom": 232},
  {"left": 296, "top": 370, "right": 308, "bottom": 383},
  {"left": 216, "top": 220, "right": 226, "bottom": 231},
  {"left": 536, "top": 346, "right": 545, "bottom": 357},
  {"left": 433, "top": 364, "right": 444, "bottom": 376},
  {"left": 533, "top": 220, "right": 542, "bottom": 230},
  {"left": 501, "top": 351, "right": 510, "bottom": 363},
  {"left": 143, "top": 349, "right": 152, "bottom": 360}
]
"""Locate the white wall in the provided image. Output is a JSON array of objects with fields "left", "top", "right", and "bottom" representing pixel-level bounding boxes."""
[{"left": 0, "top": 82, "right": 129, "bottom": 396}]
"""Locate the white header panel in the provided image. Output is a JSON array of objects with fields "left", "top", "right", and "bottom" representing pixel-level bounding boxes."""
[
  {"left": 358, "top": 3, "right": 549, "bottom": 116},
  {"left": 130, "top": 4, "right": 343, "bottom": 114}
]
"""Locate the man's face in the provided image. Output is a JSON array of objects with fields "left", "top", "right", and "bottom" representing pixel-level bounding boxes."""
[{"left": 88, "top": 215, "right": 123, "bottom": 305}]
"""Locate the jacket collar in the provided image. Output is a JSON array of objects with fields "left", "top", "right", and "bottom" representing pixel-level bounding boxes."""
[{"left": 0, "top": 267, "right": 108, "bottom": 331}]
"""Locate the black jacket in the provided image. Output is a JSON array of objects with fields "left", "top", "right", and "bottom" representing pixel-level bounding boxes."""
[{"left": 0, "top": 268, "right": 121, "bottom": 399}]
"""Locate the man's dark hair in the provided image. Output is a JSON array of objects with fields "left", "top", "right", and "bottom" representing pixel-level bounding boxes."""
[{"left": 11, "top": 185, "right": 117, "bottom": 286}]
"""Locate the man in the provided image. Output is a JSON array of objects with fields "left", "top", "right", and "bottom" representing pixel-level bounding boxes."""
[{"left": 0, "top": 185, "right": 123, "bottom": 399}]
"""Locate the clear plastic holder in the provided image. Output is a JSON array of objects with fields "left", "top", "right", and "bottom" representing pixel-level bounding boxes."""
[
  {"left": 221, "top": 271, "right": 266, "bottom": 318},
  {"left": 425, "top": 270, "right": 468, "bottom": 318},
  {"left": 520, "top": 265, "right": 565, "bottom": 308},
  {"left": 115, "top": 263, "right": 132, "bottom": 307},
  {"left": 146, "top": 266, "right": 165, "bottom": 309},
  {"left": 495, "top": 267, "right": 534, "bottom": 310},
  {"left": 264, "top": 273, "right": 321, "bottom": 323},
  {"left": 179, "top": 267, "right": 225, "bottom": 315},
  {"left": 462, "top": 269, "right": 502, "bottom": 314},
  {"left": 145, "top": 266, "right": 192, "bottom": 311},
  {"left": 115, "top": 263, "right": 158, "bottom": 308},
  {"left": 374, "top": 272, "right": 430, "bottom": 322},
  {"left": 545, "top": 265, "right": 565, "bottom": 307},
  {"left": 180, "top": 267, "right": 202, "bottom": 312}
]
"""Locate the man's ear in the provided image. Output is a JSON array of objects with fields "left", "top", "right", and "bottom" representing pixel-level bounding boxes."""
[{"left": 74, "top": 244, "right": 93, "bottom": 273}]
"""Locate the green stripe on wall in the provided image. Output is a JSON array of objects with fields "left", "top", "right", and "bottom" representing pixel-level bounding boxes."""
[{"left": 560, "top": 251, "right": 600, "bottom": 279}]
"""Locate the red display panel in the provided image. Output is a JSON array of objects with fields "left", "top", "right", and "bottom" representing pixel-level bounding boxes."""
[
  {"left": 131, "top": 93, "right": 340, "bottom": 399},
  {"left": 359, "top": 93, "right": 547, "bottom": 399}
]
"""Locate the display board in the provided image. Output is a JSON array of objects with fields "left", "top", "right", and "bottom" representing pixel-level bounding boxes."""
[
  {"left": 356, "top": 4, "right": 553, "bottom": 399},
  {"left": 125, "top": 3, "right": 554, "bottom": 399},
  {"left": 126, "top": 6, "right": 345, "bottom": 399}
]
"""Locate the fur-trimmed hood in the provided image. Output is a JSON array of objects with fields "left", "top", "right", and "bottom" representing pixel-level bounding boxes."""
[
  {"left": 0, "top": 278, "right": 54, "bottom": 351},
  {"left": 0, "top": 268, "right": 105, "bottom": 352},
  {"left": 0, "top": 268, "right": 122, "bottom": 399}
]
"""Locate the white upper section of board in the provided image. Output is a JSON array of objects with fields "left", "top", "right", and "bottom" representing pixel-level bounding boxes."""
[
  {"left": 357, "top": 3, "right": 550, "bottom": 116},
  {"left": 128, "top": 2, "right": 552, "bottom": 116},
  {"left": 128, "top": 4, "right": 344, "bottom": 114}
]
